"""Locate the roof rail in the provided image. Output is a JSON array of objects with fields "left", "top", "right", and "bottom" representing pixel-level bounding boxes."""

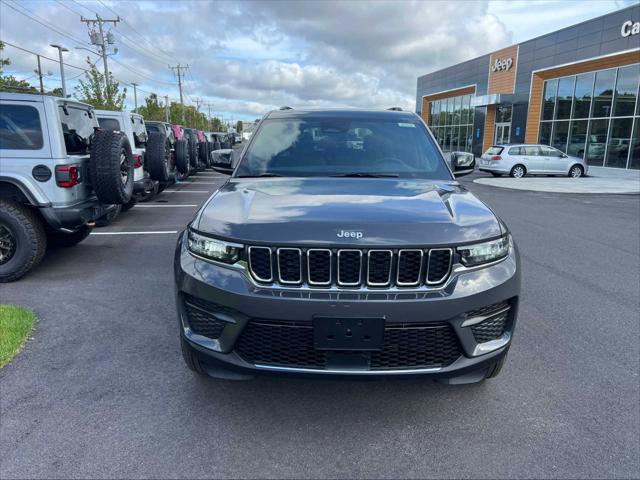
[
  {"left": 279, "top": 106, "right": 293, "bottom": 110},
  {"left": 387, "top": 107, "right": 403, "bottom": 111}
]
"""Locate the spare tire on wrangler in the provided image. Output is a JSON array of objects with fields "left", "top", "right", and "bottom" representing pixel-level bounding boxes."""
[
  {"left": 198, "top": 141, "right": 208, "bottom": 165},
  {"left": 90, "top": 130, "right": 134, "bottom": 205},
  {"left": 146, "top": 131, "right": 172, "bottom": 182},
  {"left": 188, "top": 140, "right": 198, "bottom": 170},
  {"left": 175, "top": 139, "right": 189, "bottom": 174}
]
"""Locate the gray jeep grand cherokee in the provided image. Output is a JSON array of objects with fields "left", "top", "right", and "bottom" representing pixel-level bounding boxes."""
[{"left": 174, "top": 108, "right": 520, "bottom": 383}]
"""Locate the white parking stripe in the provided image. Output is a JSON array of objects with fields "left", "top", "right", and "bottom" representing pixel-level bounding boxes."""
[
  {"left": 91, "top": 231, "right": 178, "bottom": 235},
  {"left": 161, "top": 190, "right": 209, "bottom": 193},
  {"left": 179, "top": 182, "right": 220, "bottom": 185},
  {"left": 133, "top": 204, "right": 198, "bottom": 208}
]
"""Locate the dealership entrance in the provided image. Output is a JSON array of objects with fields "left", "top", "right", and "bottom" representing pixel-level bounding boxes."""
[{"left": 494, "top": 105, "right": 512, "bottom": 145}]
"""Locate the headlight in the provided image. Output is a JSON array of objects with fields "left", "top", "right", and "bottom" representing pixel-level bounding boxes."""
[
  {"left": 187, "top": 229, "right": 243, "bottom": 264},
  {"left": 457, "top": 234, "right": 510, "bottom": 267}
]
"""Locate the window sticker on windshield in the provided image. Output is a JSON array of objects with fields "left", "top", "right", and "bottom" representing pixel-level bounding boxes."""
[{"left": 398, "top": 123, "right": 415, "bottom": 128}]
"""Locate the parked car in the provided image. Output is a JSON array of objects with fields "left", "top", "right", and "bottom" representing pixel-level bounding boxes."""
[
  {"left": 0, "top": 93, "right": 133, "bottom": 282},
  {"left": 175, "top": 108, "right": 521, "bottom": 383},
  {"left": 479, "top": 144, "right": 588, "bottom": 178},
  {"left": 234, "top": 133, "right": 241, "bottom": 144},
  {"left": 96, "top": 110, "right": 157, "bottom": 207}
]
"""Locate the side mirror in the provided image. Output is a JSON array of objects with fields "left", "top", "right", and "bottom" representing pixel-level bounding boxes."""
[
  {"left": 211, "top": 150, "right": 235, "bottom": 175},
  {"left": 450, "top": 152, "right": 475, "bottom": 177}
]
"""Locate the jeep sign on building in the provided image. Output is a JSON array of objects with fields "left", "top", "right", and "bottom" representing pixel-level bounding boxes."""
[{"left": 417, "top": 4, "right": 640, "bottom": 170}]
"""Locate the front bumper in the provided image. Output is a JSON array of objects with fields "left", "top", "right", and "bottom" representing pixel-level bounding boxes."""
[{"left": 174, "top": 232, "right": 521, "bottom": 379}]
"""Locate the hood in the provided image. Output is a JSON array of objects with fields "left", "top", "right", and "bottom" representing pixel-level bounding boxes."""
[{"left": 195, "top": 178, "right": 502, "bottom": 246}]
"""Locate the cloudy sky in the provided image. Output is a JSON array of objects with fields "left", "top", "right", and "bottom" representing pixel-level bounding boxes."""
[{"left": 0, "top": 0, "right": 634, "bottom": 122}]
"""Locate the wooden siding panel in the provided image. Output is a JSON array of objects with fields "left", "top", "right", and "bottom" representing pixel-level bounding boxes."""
[
  {"left": 488, "top": 45, "right": 518, "bottom": 95},
  {"left": 483, "top": 106, "right": 496, "bottom": 153}
]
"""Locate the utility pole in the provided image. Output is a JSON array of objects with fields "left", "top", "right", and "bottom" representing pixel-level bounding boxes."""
[
  {"left": 132, "top": 82, "right": 138, "bottom": 110},
  {"left": 169, "top": 64, "right": 188, "bottom": 106},
  {"left": 206, "top": 103, "right": 212, "bottom": 131},
  {"left": 50, "top": 44, "right": 69, "bottom": 98},
  {"left": 194, "top": 97, "right": 203, "bottom": 129},
  {"left": 164, "top": 95, "right": 170, "bottom": 123},
  {"left": 35, "top": 55, "right": 44, "bottom": 93},
  {"left": 81, "top": 15, "right": 120, "bottom": 95}
]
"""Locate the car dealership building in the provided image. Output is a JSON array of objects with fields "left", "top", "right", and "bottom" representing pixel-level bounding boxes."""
[{"left": 416, "top": 5, "right": 640, "bottom": 170}]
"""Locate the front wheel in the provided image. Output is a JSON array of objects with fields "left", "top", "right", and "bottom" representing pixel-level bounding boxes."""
[
  {"left": 510, "top": 165, "right": 526, "bottom": 178},
  {"left": 568, "top": 164, "right": 584, "bottom": 178}
]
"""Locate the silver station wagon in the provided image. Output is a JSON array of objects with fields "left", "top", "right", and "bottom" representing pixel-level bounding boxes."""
[{"left": 479, "top": 144, "right": 589, "bottom": 178}]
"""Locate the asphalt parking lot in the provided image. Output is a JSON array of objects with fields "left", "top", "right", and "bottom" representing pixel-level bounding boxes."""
[{"left": 1, "top": 170, "right": 639, "bottom": 479}]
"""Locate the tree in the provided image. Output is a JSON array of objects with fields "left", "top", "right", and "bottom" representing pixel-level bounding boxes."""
[
  {"left": 0, "top": 41, "right": 39, "bottom": 94},
  {"left": 74, "top": 57, "right": 126, "bottom": 110},
  {"left": 235, "top": 120, "right": 243, "bottom": 133},
  {"left": 136, "top": 93, "right": 166, "bottom": 121}
]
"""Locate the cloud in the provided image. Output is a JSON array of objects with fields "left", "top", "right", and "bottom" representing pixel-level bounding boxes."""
[{"left": 0, "top": 0, "right": 633, "bottom": 121}]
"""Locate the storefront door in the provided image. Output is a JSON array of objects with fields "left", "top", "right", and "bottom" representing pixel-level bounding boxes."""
[{"left": 495, "top": 123, "right": 511, "bottom": 145}]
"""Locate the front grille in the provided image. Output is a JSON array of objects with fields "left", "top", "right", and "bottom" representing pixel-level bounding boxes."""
[
  {"left": 427, "top": 249, "right": 452, "bottom": 284},
  {"left": 338, "top": 250, "right": 362, "bottom": 285},
  {"left": 247, "top": 247, "right": 454, "bottom": 289},
  {"left": 183, "top": 295, "right": 230, "bottom": 339},
  {"left": 234, "top": 320, "right": 462, "bottom": 370},
  {"left": 467, "top": 301, "right": 510, "bottom": 343},
  {"left": 277, "top": 248, "right": 302, "bottom": 283}
]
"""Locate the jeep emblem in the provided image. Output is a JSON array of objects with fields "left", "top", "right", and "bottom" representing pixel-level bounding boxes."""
[
  {"left": 491, "top": 57, "right": 513, "bottom": 72},
  {"left": 337, "top": 230, "right": 363, "bottom": 239}
]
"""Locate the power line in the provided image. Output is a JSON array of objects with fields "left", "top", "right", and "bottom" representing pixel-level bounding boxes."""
[{"left": 4, "top": 1, "right": 89, "bottom": 47}]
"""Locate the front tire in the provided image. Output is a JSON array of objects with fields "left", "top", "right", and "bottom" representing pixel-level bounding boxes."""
[
  {"left": 0, "top": 200, "right": 47, "bottom": 283},
  {"left": 510, "top": 164, "right": 526, "bottom": 178},
  {"left": 181, "top": 337, "right": 207, "bottom": 375},
  {"left": 568, "top": 164, "right": 584, "bottom": 178}
]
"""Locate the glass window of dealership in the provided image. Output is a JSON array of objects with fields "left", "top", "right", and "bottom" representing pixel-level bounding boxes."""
[
  {"left": 418, "top": 6, "right": 640, "bottom": 170},
  {"left": 539, "top": 64, "right": 639, "bottom": 169}
]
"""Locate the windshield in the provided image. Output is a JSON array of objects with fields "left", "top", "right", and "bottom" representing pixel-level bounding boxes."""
[{"left": 235, "top": 117, "right": 451, "bottom": 179}]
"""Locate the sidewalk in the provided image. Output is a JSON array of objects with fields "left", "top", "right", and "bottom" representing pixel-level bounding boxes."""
[{"left": 473, "top": 167, "right": 640, "bottom": 194}]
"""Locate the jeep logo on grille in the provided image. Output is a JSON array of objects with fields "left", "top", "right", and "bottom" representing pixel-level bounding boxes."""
[{"left": 337, "top": 230, "right": 363, "bottom": 239}]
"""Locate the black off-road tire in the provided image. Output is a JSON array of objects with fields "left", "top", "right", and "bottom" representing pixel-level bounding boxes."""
[
  {"left": 146, "top": 132, "right": 172, "bottom": 182},
  {"left": 175, "top": 139, "right": 189, "bottom": 174},
  {"left": 181, "top": 337, "right": 206, "bottom": 375},
  {"left": 188, "top": 141, "right": 198, "bottom": 170},
  {"left": 0, "top": 200, "right": 47, "bottom": 283},
  {"left": 121, "top": 197, "right": 137, "bottom": 212},
  {"left": 198, "top": 141, "right": 208, "bottom": 165},
  {"left": 90, "top": 130, "right": 134, "bottom": 204},
  {"left": 94, "top": 205, "right": 122, "bottom": 227},
  {"left": 47, "top": 224, "right": 93, "bottom": 246}
]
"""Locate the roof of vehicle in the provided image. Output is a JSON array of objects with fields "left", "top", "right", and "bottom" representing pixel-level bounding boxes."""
[
  {"left": 264, "top": 108, "right": 419, "bottom": 121},
  {"left": 0, "top": 92, "right": 91, "bottom": 110},
  {"left": 94, "top": 109, "right": 127, "bottom": 117},
  {"left": 491, "top": 144, "right": 545, "bottom": 148}
]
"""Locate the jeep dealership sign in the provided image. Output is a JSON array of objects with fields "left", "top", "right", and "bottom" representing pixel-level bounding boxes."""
[
  {"left": 491, "top": 57, "right": 513, "bottom": 72},
  {"left": 621, "top": 20, "right": 640, "bottom": 37}
]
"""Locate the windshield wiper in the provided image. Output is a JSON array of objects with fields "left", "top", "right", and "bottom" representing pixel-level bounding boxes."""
[
  {"left": 235, "top": 173, "right": 283, "bottom": 178},
  {"left": 330, "top": 172, "right": 399, "bottom": 178}
]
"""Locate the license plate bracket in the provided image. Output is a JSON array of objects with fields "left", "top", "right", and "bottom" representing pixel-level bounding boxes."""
[{"left": 313, "top": 317, "right": 385, "bottom": 351}]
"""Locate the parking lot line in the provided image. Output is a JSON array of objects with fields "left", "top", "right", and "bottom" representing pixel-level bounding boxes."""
[
  {"left": 133, "top": 204, "right": 199, "bottom": 208},
  {"left": 161, "top": 190, "right": 210, "bottom": 193},
  {"left": 180, "top": 182, "right": 220, "bottom": 185},
  {"left": 90, "top": 231, "right": 178, "bottom": 235}
]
